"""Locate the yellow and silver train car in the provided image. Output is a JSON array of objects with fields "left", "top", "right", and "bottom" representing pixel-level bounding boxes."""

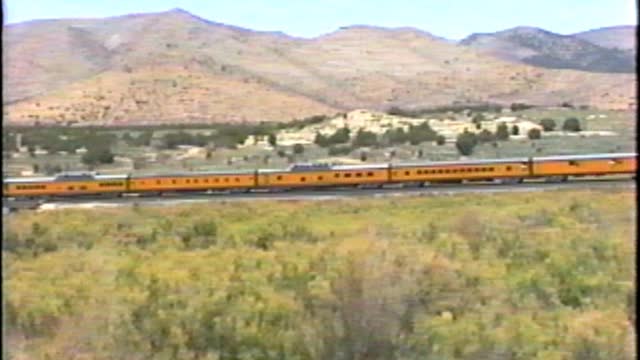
[{"left": 3, "top": 153, "right": 636, "bottom": 199}]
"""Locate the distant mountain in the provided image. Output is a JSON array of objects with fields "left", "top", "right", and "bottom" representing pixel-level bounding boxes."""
[
  {"left": 2, "top": 11, "right": 636, "bottom": 124},
  {"left": 459, "top": 26, "right": 635, "bottom": 73},
  {"left": 573, "top": 25, "right": 636, "bottom": 51}
]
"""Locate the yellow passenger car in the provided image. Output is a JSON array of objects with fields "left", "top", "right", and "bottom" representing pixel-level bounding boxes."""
[
  {"left": 3, "top": 173, "right": 128, "bottom": 198},
  {"left": 257, "top": 164, "right": 389, "bottom": 188},
  {"left": 391, "top": 158, "right": 531, "bottom": 183},
  {"left": 531, "top": 153, "right": 637, "bottom": 178},
  {"left": 128, "top": 170, "right": 256, "bottom": 193}
]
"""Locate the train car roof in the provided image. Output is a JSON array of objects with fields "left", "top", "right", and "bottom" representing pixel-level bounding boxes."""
[
  {"left": 3, "top": 174, "right": 128, "bottom": 183},
  {"left": 258, "top": 163, "right": 389, "bottom": 174},
  {"left": 394, "top": 157, "right": 530, "bottom": 168},
  {"left": 532, "top": 152, "right": 637, "bottom": 162}
]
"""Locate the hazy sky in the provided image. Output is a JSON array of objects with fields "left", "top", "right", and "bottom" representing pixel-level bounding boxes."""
[{"left": 3, "top": 0, "right": 637, "bottom": 39}]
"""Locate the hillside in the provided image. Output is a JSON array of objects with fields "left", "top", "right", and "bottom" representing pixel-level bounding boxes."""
[
  {"left": 459, "top": 26, "right": 635, "bottom": 73},
  {"left": 573, "top": 25, "right": 636, "bottom": 51},
  {"left": 2, "top": 10, "right": 636, "bottom": 125}
]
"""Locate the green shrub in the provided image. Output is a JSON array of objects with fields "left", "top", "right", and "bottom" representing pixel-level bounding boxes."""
[
  {"left": 540, "top": 118, "right": 556, "bottom": 131},
  {"left": 528, "top": 128, "right": 542, "bottom": 140},
  {"left": 563, "top": 118, "right": 582, "bottom": 132}
]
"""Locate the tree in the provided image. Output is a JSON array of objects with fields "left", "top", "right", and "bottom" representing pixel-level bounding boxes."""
[
  {"left": 406, "top": 122, "right": 438, "bottom": 145},
  {"left": 435, "top": 135, "right": 446, "bottom": 146},
  {"left": 353, "top": 129, "right": 378, "bottom": 147},
  {"left": 496, "top": 123, "right": 510, "bottom": 141},
  {"left": 267, "top": 133, "right": 277, "bottom": 147},
  {"left": 528, "top": 128, "right": 542, "bottom": 140},
  {"left": 539, "top": 118, "right": 556, "bottom": 132},
  {"left": 360, "top": 151, "right": 368, "bottom": 162},
  {"left": 471, "top": 113, "right": 485, "bottom": 125},
  {"left": 314, "top": 132, "right": 329, "bottom": 147},
  {"left": 329, "top": 127, "right": 351, "bottom": 145},
  {"left": 455, "top": 131, "right": 478, "bottom": 156},
  {"left": 82, "top": 146, "right": 115, "bottom": 166},
  {"left": 477, "top": 129, "right": 496, "bottom": 143},
  {"left": 293, "top": 143, "right": 304, "bottom": 154},
  {"left": 382, "top": 128, "right": 407, "bottom": 145},
  {"left": 511, "top": 125, "right": 520, "bottom": 136},
  {"left": 562, "top": 117, "right": 581, "bottom": 132}
]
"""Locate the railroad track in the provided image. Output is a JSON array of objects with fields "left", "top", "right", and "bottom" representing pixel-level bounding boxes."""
[{"left": 3, "top": 178, "right": 634, "bottom": 213}]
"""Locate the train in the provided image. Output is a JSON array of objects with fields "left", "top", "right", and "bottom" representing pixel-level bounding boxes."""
[{"left": 2, "top": 153, "right": 636, "bottom": 199}]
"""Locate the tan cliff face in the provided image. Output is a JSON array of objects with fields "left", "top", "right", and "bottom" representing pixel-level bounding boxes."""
[{"left": 2, "top": 9, "right": 636, "bottom": 125}]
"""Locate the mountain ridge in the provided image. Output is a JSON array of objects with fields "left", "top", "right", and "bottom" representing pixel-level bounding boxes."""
[{"left": 3, "top": 9, "right": 636, "bottom": 124}]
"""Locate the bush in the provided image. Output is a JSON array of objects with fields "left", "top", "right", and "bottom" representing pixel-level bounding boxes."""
[
  {"left": 562, "top": 118, "right": 582, "bottom": 132},
  {"left": 315, "top": 127, "right": 350, "bottom": 147},
  {"left": 352, "top": 129, "right": 378, "bottom": 147},
  {"left": 528, "top": 128, "right": 542, "bottom": 140},
  {"left": 455, "top": 131, "right": 478, "bottom": 156},
  {"left": 471, "top": 113, "right": 485, "bottom": 124},
  {"left": 511, "top": 125, "right": 520, "bottom": 136},
  {"left": 292, "top": 143, "right": 304, "bottom": 154},
  {"left": 267, "top": 133, "right": 277, "bottom": 147},
  {"left": 477, "top": 129, "right": 496, "bottom": 143},
  {"left": 510, "top": 102, "right": 533, "bottom": 112},
  {"left": 539, "top": 118, "right": 556, "bottom": 132},
  {"left": 360, "top": 151, "right": 368, "bottom": 162},
  {"left": 560, "top": 101, "right": 574, "bottom": 108},
  {"left": 496, "top": 123, "right": 510, "bottom": 141},
  {"left": 382, "top": 128, "right": 407, "bottom": 145},
  {"left": 435, "top": 135, "right": 446, "bottom": 146},
  {"left": 81, "top": 146, "right": 114, "bottom": 166},
  {"left": 406, "top": 122, "right": 438, "bottom": 145}
]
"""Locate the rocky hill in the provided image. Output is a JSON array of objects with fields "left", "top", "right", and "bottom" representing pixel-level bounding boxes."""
[
  {"left": 572, "top": 25, "right": 636, "bottom": 51},
  {"left": 3, "top": 10, "right": 636, "bottom": 125},
  {"left": 459, "top": 26, "right": 635, "bottom": 73}
]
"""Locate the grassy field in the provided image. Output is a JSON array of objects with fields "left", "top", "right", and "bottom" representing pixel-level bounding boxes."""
[{"left": 3, "top": 188, "right": 636, "bottom": 359}]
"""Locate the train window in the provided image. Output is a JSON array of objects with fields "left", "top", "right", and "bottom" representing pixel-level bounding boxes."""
[
  {"left": 214, "top": 178, "right": 219, "bottom": 183},
  {"left": 301, "top": 177, "right": 306, "bottom": 182},
  {"left": 204, "top": 179, "right": 208, "bottom": 183},
  {"left": 186, "top": 179, "right": 191, "bottom": 184},
  {"left": 194, "top": 179, "right": 199, "bottom": 184},
  {"left": 569, "top": 161, "right": 578, "bottom": 166},
  {"left": 277, "top": 176, "right": 283, "bottom": 181},
  {"left": 156, "top": 180, "right": 161, "bottom": 185},
  {"left": 80, "top": 186, "right": 87, "bottom": 190},
  {"left": 68, "top": 186, "right": 75, "bottom": 191},
  {"left": 318, "top": 176, "right": 323, "bottom": 181},
  {"left": 224, "top": 178, "right": 229, "bottom": 182},
  {"left": 417, "top": 170, "right": 422, "bottom": 175},
  {"left": 405, "top": 171, "right": 410, "bottom": 176},
  {"left": 356, "top": 173, "right": 362, "bottom": 178},
  {"left": 506, "top": 166, "right": 512, "bottom": 171},
  {"left": 235, "top": 178, "right": 240, "bottom": 182},
  {"left": 345, "top": 173, "right": 352, "bottom": 178},
  {"left": 489, "top": 167, "right": 494, "bottom": 171},
  {"left": 367, "top": 172, "right": 374, "bottom": 177},
  {"left": 335, "top": 173, "right": 340, "bottom": 178}
]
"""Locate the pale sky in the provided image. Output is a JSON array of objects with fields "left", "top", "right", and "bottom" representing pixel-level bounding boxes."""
[{"left": 3, "top": 0, "right": 637, "bottom": 39}]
